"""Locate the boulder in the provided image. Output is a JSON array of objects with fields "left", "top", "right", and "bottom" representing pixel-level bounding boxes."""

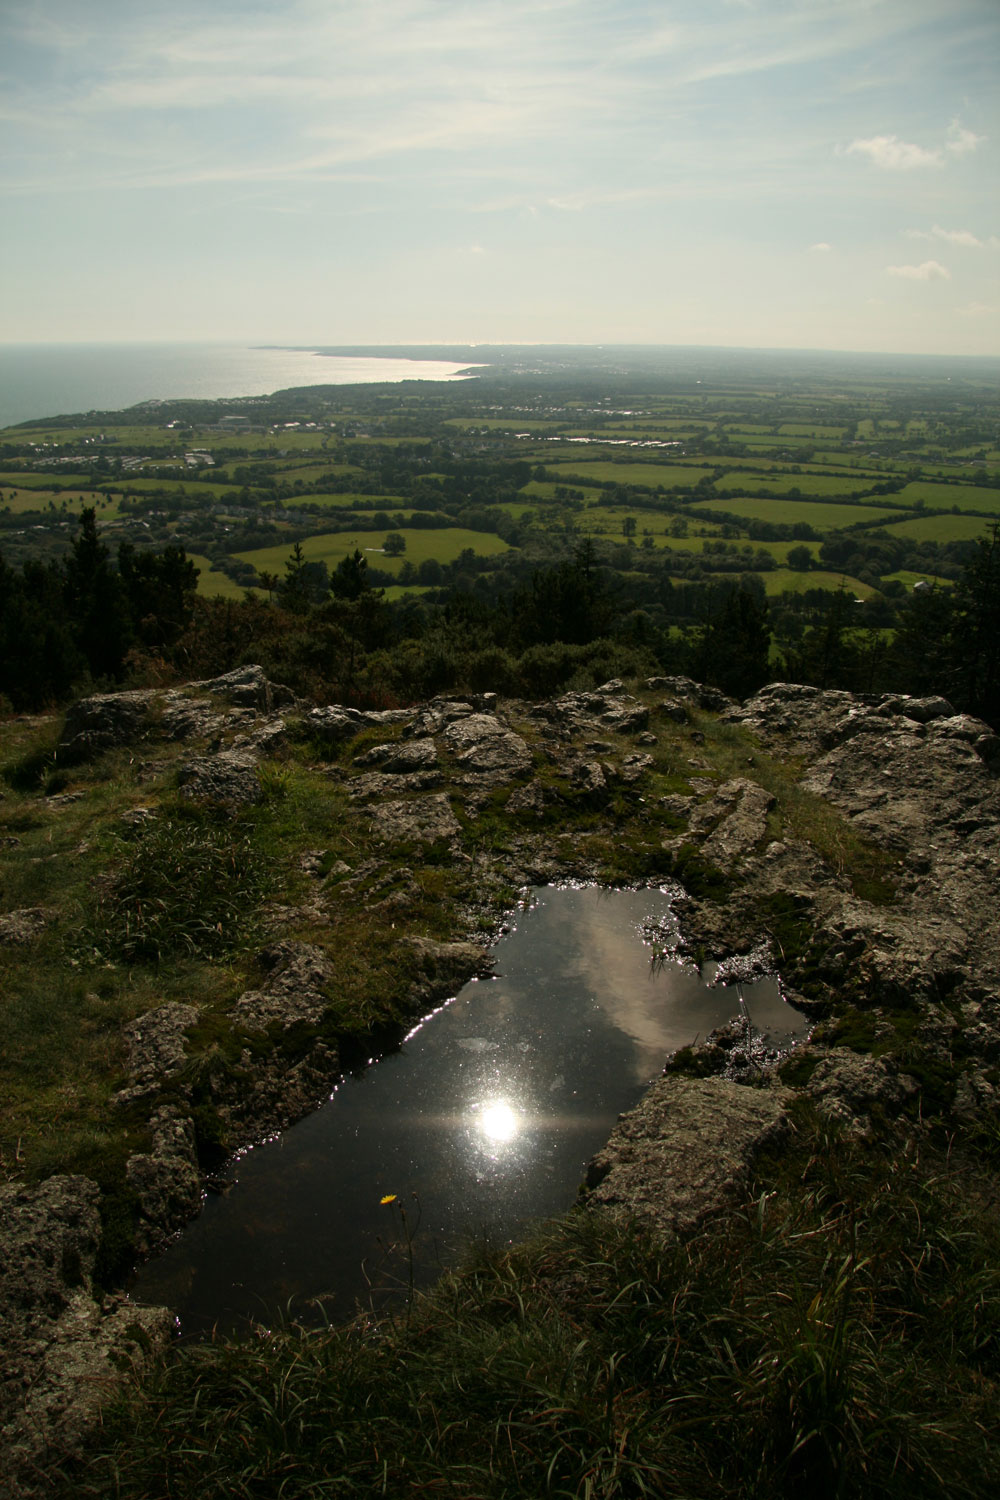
[
  {"left": 177, "top": 749, "right": 262, "bottom": 808},
  {"left": 117, "top": 1002, "right": 198, "bottom": 1102},
  {"left": 0, "top": 1175, "right": 170, "bottom": 1489},
  {"left": 59, "top": 690, "right": 156, "bottom": 760},
  {"left": 443, "top": 714, "right": 532, "bottom": 781},
  {"left": 374, "top": 793, "right": 461, "bottom": 844},
  {"left": 234, "top": 941, "right": 336, "bottom": 1033},
  {"left": 0, "top": 906, "right": 56, "bottom": 945},
  {"left": 584, "top": 1075, "right": 791, "bottom": 1239}
]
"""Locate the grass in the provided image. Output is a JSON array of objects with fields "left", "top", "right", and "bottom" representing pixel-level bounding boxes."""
[
  {"left": 690, "top": 498, "right": 904, "bottom": 529},
  {"left": 759, "top": 568, "right": 877, "bottom": 598},
  {"left": 544, "top": 461, "right": 721, "bottom": 488},
  {"left": 867, "top": 513, "right": 999, "bottom": 543},
  {"left": 187, "top": 553, "right": 259, "bottom": 599},
  {"left": 713, "top": 473, "right": 871, "bottom": 498},
  {"left": 895, "top": 481, "right": 1000, "bottom": 514},
  {"left": 233, "top": 527, "right": 511, "bottom": 576},
  {"left": 55, "top": 1108, "right": 1000, "bottom": 1498}
]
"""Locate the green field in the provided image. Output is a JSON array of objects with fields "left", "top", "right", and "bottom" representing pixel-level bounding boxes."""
[
  {"left": 544, "top": 461, "right": 718, "bottom": 489},
  {"left": 867, "top": 513, "right": 998, "bottom": 543},
  {"left": 519, "top": 481, "right": 606, "bottom": 505},
  {"left": 187, "top": 553, "right": 258, "bottom": 599},
  {"left": 691, "top": 497, "right": 902, "bottom": 529},
  {"left": 234, "top": 527, "right": 511, "bottom": 578},
  {"left": 761, "top": 568, "right": 877, "bottom": 598},
  {"left": 290, "top": 492, "right": 412, "bottom": 512},
  {"left": 778, "top": 424, "right": 849, "bottom": 438},
  {"left": 882, "top": 570, "right": 954, "bottom": 590},
  {"left": 713, "top": 472, "right": 880, "bottom": 498},
  {"left": 894, "top": 480, "right": 1000, "bottom": 515},
  {"left": 0, "top": 470, "right": 94, "bottom": 489}
]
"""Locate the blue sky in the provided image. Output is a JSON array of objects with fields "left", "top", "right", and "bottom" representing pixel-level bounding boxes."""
[{"left": 1, "top": 0, "right": 997, "bottom": 355}]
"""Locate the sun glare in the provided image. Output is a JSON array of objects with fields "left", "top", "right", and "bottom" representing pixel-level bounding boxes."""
[{"left": 478, "top": 1101, "right": 519, "bottom": 1143}]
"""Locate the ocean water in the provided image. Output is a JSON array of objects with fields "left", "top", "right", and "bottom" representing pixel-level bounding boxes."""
[{"left": 0, "top": 344, "right": 477, "bottom": 430}]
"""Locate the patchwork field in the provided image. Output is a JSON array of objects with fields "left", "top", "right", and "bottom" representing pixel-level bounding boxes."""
[
  {"left": 866, "top": 513, "right": 999, "bottom": 543},
  {"left": 760, "top": 568, "right": 877, "bottom": 598},
  {"left": 234, "top": 526, "right": 510, "bottom": 578},
  {"left": 544, "top": 461, "right": 719, "bottom": 488},
  {"left": 690, "top": 498, "right": 902, "bottom": 529},
  {"left": 894, "top": 481, "right": 1000, "bottom": 515}
]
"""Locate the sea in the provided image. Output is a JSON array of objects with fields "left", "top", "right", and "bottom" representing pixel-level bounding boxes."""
[{"left": 0, "top": 343, "right": 478, "bottom": 431}]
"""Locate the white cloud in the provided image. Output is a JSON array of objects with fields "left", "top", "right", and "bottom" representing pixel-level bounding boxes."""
[
  {"left": 905, "top": 225, "right": 983, "bottom": 248},
  {"left": 809, "top": 242, "right": 832, "bottom": 253},
  {"left": 845, "top": 134, "right": 941, "bottom": 170},
  {"left": 946, "top": 120, "right": 985, "bottom": 156},
  {"left": 956, "top": 302, "right": 997, "bottom": 317},
  {"left": 886, "top": 260, "right": 951, "bottom": 281}
]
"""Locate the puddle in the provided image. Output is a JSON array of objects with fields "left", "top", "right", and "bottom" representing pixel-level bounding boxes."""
[{"left": 130, "top": 885, "right": 806, "bottom": 1336}]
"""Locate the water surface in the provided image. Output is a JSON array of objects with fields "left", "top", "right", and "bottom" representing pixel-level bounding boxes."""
[
  {"left": 0, "top": 344, "right": 477, "bottom": 430},
  {"left": 131, "top": 886, "right": 805, "bottom": 1336}
]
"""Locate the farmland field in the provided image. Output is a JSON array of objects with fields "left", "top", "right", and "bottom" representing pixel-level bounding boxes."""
[
  {"left": 760, "top": 568, "right": 877, "bottom": 598},
  {"left": 866, "top": 513, "right": 999, "bottom": 543},
  {"left": 544, "top": 461, "right": 718, "bottom": 488},
  {"left": 691, "top": 497, "right": 902, "bottom": 529},
  {"left": 894, "top": 481, "right": 1000, "bottom": 514},
  {"left": 234, "top": 527, "right": 510, "bottom": 577},
  {"left": 882, "top": 571, "right": 954, "bottom": 590},
  {"left": 712, "top": 472, "right": 873, "bottom": 498},
  {"left": 187, "top": 553, "right": 256, "bottom": 599}
]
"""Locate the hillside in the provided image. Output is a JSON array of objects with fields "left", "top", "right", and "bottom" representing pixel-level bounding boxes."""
[{"left": 2, "top": 668, "right": 999, "bottom": 1496}]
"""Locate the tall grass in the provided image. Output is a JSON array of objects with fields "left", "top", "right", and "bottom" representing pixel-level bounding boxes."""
[{"left": 59, "top": 1109, "right": 999, "bottom": 1498}]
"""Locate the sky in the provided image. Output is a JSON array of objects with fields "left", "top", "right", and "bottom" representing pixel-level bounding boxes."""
[{"left": 1, "top": 0, "right": 998, "bottom": 357}]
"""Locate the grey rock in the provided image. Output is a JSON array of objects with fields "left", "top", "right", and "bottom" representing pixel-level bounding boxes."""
[
  {"left": 0, "top": 1174, "right": 170, "bottom": 1490},
  {"left": 443, "top": 713, "right": 532, "bottom": 780},
  {"left": 571, "top": 760, "right": 608, "bottom": 794},
  {"left": 507, "top": 780, "right": 548, "bottom": 816},
  {"left": 177, "top": 749, "right": 262, "bottom": 807},
  {"left": 59, "top": 690, "right": 157, "bottom": 759},
  {"left": 403, "top": 936, "right": 491, "bottom": 1006},
  {"left": 584, "top": 1075, "right": 791, "bottom": 1239},
  {"left": 354, "top": 736, "right": 439, "bottom": 772},
  {"left": 375, "top": 793, "right": 461, "bottom": 844},
  {"left": 0, "top": 906, "right": 56, "bottom": 945},
  {"left": 126, "top": 1108, "right": 202, "bottom": 1255},
  {"left": 805, "top": 1051, "right": 907, "bottom": 1135},
  {"left": 619, "top": 752, "right": 655, "bottom": 783},
  {"left": 119, "top": 1002, "right": 198, "bottom": 1097},
  {"left": 699, "top": 779, "right": 775, "bottom": 867},
  {"left": 189, "top": 665, "right": 294, "bottom": 711},
  {"left": 234, "top": 941, "right": 336, "bottom": 1032}
]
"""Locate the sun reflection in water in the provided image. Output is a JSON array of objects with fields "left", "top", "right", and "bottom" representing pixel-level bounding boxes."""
[{"left": 477, "top": 1101, "right": 519, "bottom": 1143}]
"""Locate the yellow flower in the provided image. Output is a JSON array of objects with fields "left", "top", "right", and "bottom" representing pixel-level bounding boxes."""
[{"left": 380, "top": 1193, "right": 397, "bottom": 1205}]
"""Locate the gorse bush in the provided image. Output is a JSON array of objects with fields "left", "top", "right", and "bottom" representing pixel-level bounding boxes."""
[{"left": 88, "top": 816, "right": 271, "bottom": 964}]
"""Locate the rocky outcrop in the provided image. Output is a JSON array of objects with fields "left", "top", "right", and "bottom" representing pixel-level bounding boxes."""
[
  {"left": 584, "top": 1076, "right": 791, "bottom": 1239},
  {"left": 126, "top": 1108, "right": 202, "bottom": 1256},
  {"left": 177, "top": 748, "right": 263, "bottom": 808},
  {"left": 59, "top": 690, "right": 157, "bottom": 760},
  {"left": 115, "top": 1002, "right": 198, "bottom": 1106},
  {"left": 0, "top": 1175, "right": 171, "bottom": 1493},
  {"left": 373, "top": 793, "right": 461, "bottom": 844},
  {"left": 0, "top": 907, "right": 57, "bottom": 945},
  {"left": 402, "top": 936, "right": 492, "bottom": 1006},
  {"left": 233, "top": 941, "right": 337, "bottom": 1033}
]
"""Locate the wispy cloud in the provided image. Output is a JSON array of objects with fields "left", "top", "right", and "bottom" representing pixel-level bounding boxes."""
[
  {"left": 809, "top": 242, "right": 832, "bottom": 253},
  {"left": 905, "top": 225, "right": 984, "bottom": 248},
  {"left": 843, "top": 117, "right": 985, "bottom": 172},
  {"left": 946, "top": 120, "right": 985, "bottom": 156},
  {"left": 886, "top": 260, "right": 952, "bottom": 281},
  {"left": 845, "top": 135, "right": 942, "bottom": 170}
]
